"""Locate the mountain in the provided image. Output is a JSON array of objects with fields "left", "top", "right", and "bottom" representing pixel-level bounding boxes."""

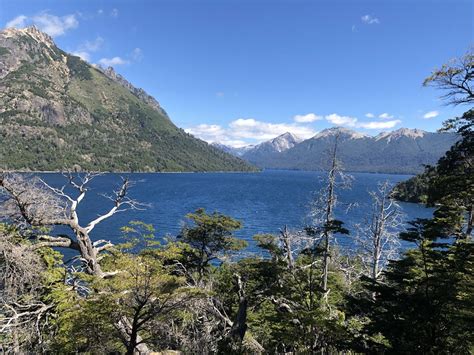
[
  {"left": 0, "top": 26, "right": 256, "bottom": 172},
  {"left": 241, "top": 132, "right": 303, "bottom": 166},
  {"left": 215, "top": 127, "right": 458, "bottom": 174},
  {"left": 210, "top": 143, "right": 254, "bottom": 157}
]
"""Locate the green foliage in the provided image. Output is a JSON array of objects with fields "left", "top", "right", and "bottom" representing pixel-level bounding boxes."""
[
  {"left": 119, "top": 220, "right": 161, "bottom": 251},
  {"left": 391, "top": 167, "right": 435, "bottom": 203},
  {"left": 0, "top": 46, "right": 10, "bottom": 56},
  {"left": 354, "top": 226, "right": 474, "bottom": 353},
  {"left": 66, "top": 54, "right": 92, "bottom": 80},
  {"left": 179, "top": 208, "right": 247, "bottom": 278}
]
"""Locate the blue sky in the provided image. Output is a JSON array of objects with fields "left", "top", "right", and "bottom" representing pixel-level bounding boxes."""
[{"left": 1, "top": 0, "right": 472, "bottom": 146}]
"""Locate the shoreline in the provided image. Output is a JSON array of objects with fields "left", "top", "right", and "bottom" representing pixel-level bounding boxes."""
[{"left": 4, "top": 168, "right": 416, "bottom": 177}]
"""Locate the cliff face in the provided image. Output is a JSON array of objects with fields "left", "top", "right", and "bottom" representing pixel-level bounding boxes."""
[{"left": 0, "top": 26, "right": 257, "bottom": 172}]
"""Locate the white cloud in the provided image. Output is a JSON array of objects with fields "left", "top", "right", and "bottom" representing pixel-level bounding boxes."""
[
  {"left": 31, "top": 12, "right": 78, "bottom": 36},
  {"left": 96, "top": 48, "right": 142, "bottom": 67},
  {"left": 97, "top": 9, "right": 104, "bottom": 15},
  {"left": 110, "top": 8, "right": 119, "bottom": 18},
  {"left": 186, "top": 118, "right": 317, "bottom": 147},
  {"left": 293, "top": 113, "right": 323, "bottom": 123},
  {"left": 365, "top": 113, "right": 375, "bottom": 118},
  {"left": 6, "top": 15, "right": 27, "bottom": 28},
  {"left": 423, "top": 110, "right": 439, "bottom": 119},
  {"left": 5, "top": 12, "right": 79, "bottom": 37},
  {"left": 361, "top": 14, "right": 380, "bottom": 25},
  {"left": 82, "top": 36, "right": 104, "bottom": 51},
  {"left": 72, "top": 36, "right": 104, "bottom": 62},
  {"left": 229, "top": 118, "right": 316, "bottom": 140},
  {"left": 379, "top": 112, "right": 394, "bottom": 119},
  {"left": 358, "top": 120, "right": 401, "bottom": 129},
  {"left": 215, "top": 92, "right": 225, "bottom": 98},
  {"left": 325, "top": 113, "right": 358, "bottom": 127},
  {"left": 98, "top": 56, "right": 129, "bottom": 66},
  {"left": 131, "top": 47, "right": 143, "bottom": 61},
  {"left": 71, "top": 50, "right": 90, "bottom": 61}
]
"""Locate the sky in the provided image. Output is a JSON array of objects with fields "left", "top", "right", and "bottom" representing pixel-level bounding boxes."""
[{"left": 1, "top": 0, "right": 473, "bottom": 147}]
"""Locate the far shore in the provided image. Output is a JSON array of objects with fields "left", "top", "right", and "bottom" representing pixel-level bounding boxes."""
[{"left": 5, "top": 168, "right": 416, "bottom": 176}]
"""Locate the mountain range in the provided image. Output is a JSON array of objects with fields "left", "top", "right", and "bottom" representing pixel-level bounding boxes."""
[
  {"left": 215, "top": 127, "right": 458, "bottom": 174},
  {"left": 0, "top": 26, "right": 256, "bottom": 172}
]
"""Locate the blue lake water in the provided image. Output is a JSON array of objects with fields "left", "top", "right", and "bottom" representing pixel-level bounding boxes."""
[{"left": 37, "top": 170, "right": 432, "bottom": 255}]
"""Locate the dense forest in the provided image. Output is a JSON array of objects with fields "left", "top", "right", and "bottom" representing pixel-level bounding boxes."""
[{"left": 0, "top": 53, "right": 472, "bottom": 353}]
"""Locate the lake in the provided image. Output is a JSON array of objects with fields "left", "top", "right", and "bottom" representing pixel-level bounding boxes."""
[{"left": 36, "top": 170, "right": 432, "bottom": 255}]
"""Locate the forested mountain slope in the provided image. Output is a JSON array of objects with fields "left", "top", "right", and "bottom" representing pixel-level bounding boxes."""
[{"left": 0, "top": 26, "right": 256, "bottom": 172}]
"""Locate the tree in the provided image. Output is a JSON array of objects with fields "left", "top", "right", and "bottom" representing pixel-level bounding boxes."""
[
  {"left": 428, "top": 109, "right": 473, "bottom": 240},
  {"left": 306, "top": 134, "right": 350, "bottom": 294},
  {"left": 423, "top": 48, "right": 474, "bottom": 105},
  {"left": 0, "top": 173, "right": 151, "bottom": 352},
  {"left": 248, "top": 228, "right": 355, "bottom": 353},
  {"left": 179, "top": 208, "right": 247, "bottom": 281},
  {"left": 356, "top": 181, "right": 402, "bottom": 283},
  {"left": 0, "top": 172, "right": 144, "bottom": 278},
  {"left": 358, "top": 219, "right": 474, "bottom": 353},
  {"left": 0, "top": 223, "right": 74, "bottom": 353}
]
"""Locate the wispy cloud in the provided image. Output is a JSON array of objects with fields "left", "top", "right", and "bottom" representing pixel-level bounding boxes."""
[
  {"left": 131, "top": 47, "right": 143, "bottom": 61},
  {"left": 71, "top": 36, "right": 104, "bottom": 62},
  {"left": 98, "top": 56, "right": 129, "bottom": 66},
  {"left": 186, "top": 118, "right": 317, "bottom": 147},
  {"left": 324, "top": 113, "right": 401, "bottom": 130},
  {"left": 294, "top": 113, "right": 323, "bottom": 123},
  {"left": 110, "top": 8, "right": 119, "bottom": 18},
  {"left": 5, "top": 11, "right": 79, "bottom": 37},
  {"left": 361, "top": 14, "right": 380, "bottom": 25},
  {"left": 325, "top": 113, "right": 358, "bottom": 127},
  {"left": 423, "top": 110, "right": 439, "bottom": 119},
  {"left": 6, "top": 15, "right": 27, "bottom": 28},
  {"left": 358, "top": 120, "right": 401, "bottom": 129},
  {"left": 82, "top": 36, "right": 104, "bottom": 51},
  {"left": 97, "top": 48, "right": 143, "bottom": 67},
  {"left": 379, "top": 112, "right": 394, "bottom": 119}
]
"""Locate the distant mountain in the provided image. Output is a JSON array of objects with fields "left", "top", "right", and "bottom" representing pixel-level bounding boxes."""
[
  {"left": 0, "top": 26, "right": 256, "bottom": 172},
  {"left": 213, "top": 127, "right": 459, "bottom": 174},
  {"left": 210, "top": 143, "right": 254, "bottom": 157},
  {"left": 241, "top": 132, "right": 303, "bottom": 166}
]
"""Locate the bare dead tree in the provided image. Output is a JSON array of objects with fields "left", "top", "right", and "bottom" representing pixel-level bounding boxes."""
[
  {"left": 307, "top": 134, "right": 352, "bottom": 295},
  {"left": 0, "top": 227, "right": 52, "bottom": 352},
  {"left": 0, "top": 172, "right": 144, "bottom": 278},
  {"left": 355, "top": 181, "right": 403, "bottom": 283},
  {"left": 423, "top": 48, "right": 474, "bottom": 106}
]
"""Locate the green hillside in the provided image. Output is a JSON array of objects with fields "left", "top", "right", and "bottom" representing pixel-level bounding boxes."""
[{"left": 0, "top": 27, "right": 257, "bottom": 172}]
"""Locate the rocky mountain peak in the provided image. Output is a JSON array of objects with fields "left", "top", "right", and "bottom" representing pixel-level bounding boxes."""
[
  {"left": 3, "top": 26, "right": 55, "bottom": 47},
  {"left": 376, "top": 128, "right": 427, "bottom": 141},
  {"left": 97, "top": 65, "right": 168, "bottom": 118},
  {"left": 314, "top": 127, "right": 368, "bottom": 140},
  {"left": 268, "top": 132, "right": 302, "bottom": 152}
]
